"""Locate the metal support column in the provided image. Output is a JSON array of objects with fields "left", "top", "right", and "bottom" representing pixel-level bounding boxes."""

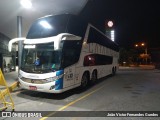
[{"left": 17, "top": 16, "right": 22, "bottom": 70}]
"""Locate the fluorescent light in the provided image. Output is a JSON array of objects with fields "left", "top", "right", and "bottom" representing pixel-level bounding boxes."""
[
  {"left": 111, "top": 30, "right": 115, "bottom": 33},
  {"left": 110, "top": 30, "right": 115, "bottom": 41},
  {"left": 24, "top": 45, "right": 35, "bottom": 49},
  {"left": 39, "top": 21, "right": 52, "bottom": 29},
  {"left": 20, "top": 0, "right": 32, "bottom": 9}
]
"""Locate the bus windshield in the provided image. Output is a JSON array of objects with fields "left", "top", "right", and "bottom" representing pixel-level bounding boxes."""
[
  {"left": 21, "top": 43, "right": 62, "bottom": 73},
  {"left": 27, "top": 15, "right": 69, "bottom": 39}
]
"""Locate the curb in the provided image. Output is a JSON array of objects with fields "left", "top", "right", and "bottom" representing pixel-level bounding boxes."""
[{"left": 119, "top": 65, "right": 155, "bottom": 70}]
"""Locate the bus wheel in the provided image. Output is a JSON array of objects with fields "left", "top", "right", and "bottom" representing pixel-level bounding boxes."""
[
  {"left": 80, "top": 73, "right": 89, "bottom": 88},
  {"left": 90, "top": 70, "right": 97, "bottom": 84}
]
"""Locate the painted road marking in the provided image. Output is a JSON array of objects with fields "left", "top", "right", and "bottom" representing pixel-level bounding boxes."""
[{"left": 40, "top": 85, "right": 104, "bottom": 120}]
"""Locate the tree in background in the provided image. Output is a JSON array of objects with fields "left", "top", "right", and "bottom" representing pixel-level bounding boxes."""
[{"left": 119, "top": 48, "right": 139, "bottom": 66}]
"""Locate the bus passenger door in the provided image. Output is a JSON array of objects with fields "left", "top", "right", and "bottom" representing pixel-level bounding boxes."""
[{"left": 63, "top": 66, "right": 75, "bottom": 88}]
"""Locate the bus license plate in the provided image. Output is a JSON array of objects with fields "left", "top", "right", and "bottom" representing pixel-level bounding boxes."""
[{"left": 29, "top": 86, "right": 37, "bottom": 90}]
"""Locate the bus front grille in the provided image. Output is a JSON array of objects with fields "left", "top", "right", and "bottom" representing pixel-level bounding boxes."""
[{"left": 21, "top": 77, "right": 48, "bottom": 84}]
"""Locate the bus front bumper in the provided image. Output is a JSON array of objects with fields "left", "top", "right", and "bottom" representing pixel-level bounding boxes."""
[{"left": 19, "top": 78, "right": 64, "bottom": 93}]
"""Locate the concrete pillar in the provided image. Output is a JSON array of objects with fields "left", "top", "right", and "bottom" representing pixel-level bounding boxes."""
[{"left": 17, "top": 16, "right": 23, "bottom": 70}]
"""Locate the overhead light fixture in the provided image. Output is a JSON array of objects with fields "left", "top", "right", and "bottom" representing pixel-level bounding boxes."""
[{"left": 20, "top": 0, "right": 32, "bottom": 9}]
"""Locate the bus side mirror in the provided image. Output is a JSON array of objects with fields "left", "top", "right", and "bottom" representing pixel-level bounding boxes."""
[{"left": 8, "top": 38, "right": 26, "bottom": 52}]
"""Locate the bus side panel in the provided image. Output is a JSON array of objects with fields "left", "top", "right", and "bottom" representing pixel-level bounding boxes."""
[{"left": 63, "top": 66, "right": 75, "bottom": 89}]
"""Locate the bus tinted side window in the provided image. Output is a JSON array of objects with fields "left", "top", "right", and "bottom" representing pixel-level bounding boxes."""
[
  {"left": 61, "top": 41, "right": 82, "bottom": 68},
  {"left": 83, "top": 54, "right": 113, "bottom": 66}
]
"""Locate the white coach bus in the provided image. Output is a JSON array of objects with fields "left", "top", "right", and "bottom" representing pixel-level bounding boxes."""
[{"left": 8, "top": 14, "right": 119, "bottom": 93}]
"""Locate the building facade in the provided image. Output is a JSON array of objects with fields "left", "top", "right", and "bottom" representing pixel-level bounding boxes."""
[{"left": 0, "top": 33, "right": 16, "bottom": 72}]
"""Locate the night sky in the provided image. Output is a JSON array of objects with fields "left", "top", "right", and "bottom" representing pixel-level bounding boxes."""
[{"left": 79, "top": 0, "right": 160, "bottom": 49}]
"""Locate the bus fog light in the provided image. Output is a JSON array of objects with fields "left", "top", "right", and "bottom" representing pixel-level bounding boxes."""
[{"left": 50, "top": 85, "right": 55, "bottom": 90}]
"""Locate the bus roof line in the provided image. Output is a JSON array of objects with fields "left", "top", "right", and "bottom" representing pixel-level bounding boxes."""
[{"left": 24, "top": 33, "right": 81, "bottom": 44}]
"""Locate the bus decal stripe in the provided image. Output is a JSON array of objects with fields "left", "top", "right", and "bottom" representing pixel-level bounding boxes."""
[
  {"left": 56, "top": 70, "right": 64, "bottom": 76},
  {"left": 55, "top": 70, "right": 64, "bottom": 90}
]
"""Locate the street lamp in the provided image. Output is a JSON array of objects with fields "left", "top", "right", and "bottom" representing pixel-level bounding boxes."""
[
  {"left": 141, "top": 43, "right": 145, "bottom": 46},
  {"left": 134, "top": 42, "right": 149, "bottom": 64},
  {"left": 135, "top": 44, "right": 138, "bottom": 47},
  {"left": 134, "top": 43, "right": 147, "bottom": 53}
]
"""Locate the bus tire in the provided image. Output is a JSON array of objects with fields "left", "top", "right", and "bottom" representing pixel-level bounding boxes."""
[
  {"left": 80, "top": 72, "right": 89, "bottom": 88},
  {"left": 90, "top": 70, "right": 97, "bottom": 84}
]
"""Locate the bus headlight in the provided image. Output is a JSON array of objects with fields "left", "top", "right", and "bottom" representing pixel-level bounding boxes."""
[
  {"left": 46, "top": 74, "right": 64, "bottom": 82},
  {"left": 46, "top": 76, "right": 58, "bottom": 82}
]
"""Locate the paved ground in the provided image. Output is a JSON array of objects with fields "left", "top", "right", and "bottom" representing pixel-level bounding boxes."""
[
  {"left": 1, "top": 65, "right": 156, "bottom": 87},
  {"left": 0, "top": 67, "right": 18, "bottom": 91},
  {"left": 3, "top": 71, "right": 18, "bottom": 85},
  {"left": 0, "top": 66, "right": 160, "bottom": 120}
]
